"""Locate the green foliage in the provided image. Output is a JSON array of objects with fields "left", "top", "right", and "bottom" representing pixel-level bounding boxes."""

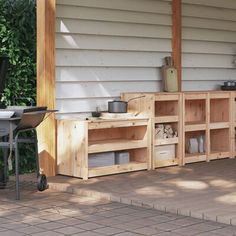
[
  {"left": 0, "top": 0, "right": 37, "bottom": 174},
  {"left": 0, "top": 0, "right": 36, "bottom": 106}
]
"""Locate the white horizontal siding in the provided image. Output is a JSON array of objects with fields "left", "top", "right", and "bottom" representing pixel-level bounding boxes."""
[
  {"left": 56, "top": 34, "right": 171, "bottom": 52},
  {"left": 56, "top": 67, "right": 162, "bottom": 82},
  {"left": 56, "top": 50, "right": 170, "bottom": 67},
  {"left": 182, "top": 1, "right": 236, "bottom": 91},
  {"left": 56, "top": 0, "right": 171, "bottom": 114},
  {"left": 56, "top": 0, "right": 172, "bottom": 14}
]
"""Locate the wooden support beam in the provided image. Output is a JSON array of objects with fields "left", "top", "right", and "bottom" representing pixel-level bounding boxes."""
[
  {"left": 36, "top": 0, "right": 56, "bottom": 176},
  {"left": 172, "top": 0, "right": 182, "bottom": 91}
]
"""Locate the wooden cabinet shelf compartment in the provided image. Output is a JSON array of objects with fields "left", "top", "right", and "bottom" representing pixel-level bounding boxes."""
[
  {"left": 57, "top": 118, "right": 151, "bottom": 180},
  {"left": 122, "top": 92, "right": 182, "bottom": 169}
]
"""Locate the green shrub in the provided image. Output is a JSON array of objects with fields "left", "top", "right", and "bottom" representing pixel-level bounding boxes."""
[{"left": 0, "top": 0, "right": 37, "bottom": 174}]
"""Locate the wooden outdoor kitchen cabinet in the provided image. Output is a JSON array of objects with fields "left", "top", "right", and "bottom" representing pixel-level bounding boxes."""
[
  {"left": 122, "top": 91, "right": 235, "bottom": 168},
  {"left": 57, "top": 117, "right": 152, "bottom": 180}
]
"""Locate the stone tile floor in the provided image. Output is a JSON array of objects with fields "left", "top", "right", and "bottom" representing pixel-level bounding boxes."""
[
  {"left": 1, "top": 181, "right": 236, "bottom": 236},
  {"left": 48, "top": 159, "right": 236, "bottom": 226}
]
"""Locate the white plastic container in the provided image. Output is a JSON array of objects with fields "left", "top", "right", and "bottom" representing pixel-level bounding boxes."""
[{"left": 155, "top": 145, "right": 175, "bottom": 161}]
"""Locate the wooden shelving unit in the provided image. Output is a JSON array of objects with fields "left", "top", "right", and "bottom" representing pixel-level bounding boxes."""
[
  {"left": 183, "top": 91, "right": 233, "bottom": 164},
  {"left": 183, "top": 92, "right": 208, "bottom": 165},
  {"left": 153, "top": 93, "right": 182, "bottom": 168},
  {"left": 56, "top": 91, "right": 235, "bottom": 181},
  {"left": 57, "top": 118, "right": 151, "bottom": 180},
  {"left": 122, "top": 92, "right": 182, "bottom": 168}
]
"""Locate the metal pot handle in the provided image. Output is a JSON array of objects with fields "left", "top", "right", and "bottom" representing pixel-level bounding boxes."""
[{"left": 127, "top": 95, "right": 145, "bottom": 103}]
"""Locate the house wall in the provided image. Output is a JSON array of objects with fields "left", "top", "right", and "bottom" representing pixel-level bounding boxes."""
[
  {"left": 182, "top": 0, "right": 236, "bottom": 91},
  {"left": 55, "top": 0, "right": 236, "bottom": 115},
  {"left": 55, "top": 0, "right": 172, "bottom": 115}
]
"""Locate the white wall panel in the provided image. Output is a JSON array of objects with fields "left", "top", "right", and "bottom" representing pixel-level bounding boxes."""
[
  {"left": 56, "top": 50, "right": 169, "bottom": 67},
  {"left": 56, "top": 34, "right": 171, "bottom": 52},
  {"left": 182, "top": 1, "right": 236, "bottom": 91},
  {"left": 56, "top": 67, "right": 162, "bottom": 82},
  {"left": 56, "top": 0, "right": 172, "bottom": 14},
  {"left": 56, "top": 5, "right": 172, "bottom": 25},
  {"left": 55, "top": 0, "right": 171, "bottom": 114},
  {"left": 56, "top": 19, "right": 171, "bottom": 38}
]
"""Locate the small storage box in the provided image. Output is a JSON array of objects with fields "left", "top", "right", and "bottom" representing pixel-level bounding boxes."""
[
  {"left": 155, "top": 144, "right": 175, "bottom": 161},
  {"left": 115, "top": 151, "right": 130, "bottom": 165},
  {"left": 88, "top": 152, "right": 115, "bottom": 168}
]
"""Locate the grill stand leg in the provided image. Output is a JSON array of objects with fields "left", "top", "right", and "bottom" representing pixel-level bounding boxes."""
[
  {"left": 33, "top": 130, "right": 40, "bottom": 177},
  {"left": 14, "top": 132, "right": 20, "bottom": 200}
]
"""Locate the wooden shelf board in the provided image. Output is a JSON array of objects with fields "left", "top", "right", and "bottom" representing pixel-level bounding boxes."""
[
  {"left": 209, "top": 151, "right": 230, "bottom": 160},
  {"left": 155, "top": 137, "right": 178, "bottom": 146},
  {"left": 88, "top": 119, "right": 148, "bottom": 130},
  {"left": 154, "top": 159, "right": 178, "bottom": 168},
  {"left": 88, "top": 139, "right": 147, "bottom": 153},
  {"left": 209, "top": 93, "right": 230, "bottom": 99},
  {"left": 185, "top": 122, "right": 206, "bottom": 132},
  {"left": 184, "top": 93, "right": 207, "bottom": 100},
  {"left": 155, "top": 116, "right": 179, "bottom": 123},
  {"left": 155, "top": 94, "right": 179, "bottom": 101},
  {"left": 88, "top": 162, "right": 147, "bottom": 177},
  {"left": 209, "top": 122, "right": 230, "bottom": 129},
  {"left": 184, "top": 153, "right": 206, "bottom": 163}
]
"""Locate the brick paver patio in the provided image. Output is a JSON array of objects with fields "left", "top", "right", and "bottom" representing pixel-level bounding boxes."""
[
  {"left": 1, "top": 182, "right": 236, "bottom": 235},
  {"left": 47, "top": 159, "right": 236, "bottom": 226}
]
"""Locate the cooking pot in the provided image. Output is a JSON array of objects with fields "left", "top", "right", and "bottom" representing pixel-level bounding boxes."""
[{"left": 108, "top": 95, "right": 145, "bottom": 113}]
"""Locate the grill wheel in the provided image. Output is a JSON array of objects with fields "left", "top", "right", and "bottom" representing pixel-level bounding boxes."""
[{"left": 37, "top": 174, "right": 48, "bottom": 191}]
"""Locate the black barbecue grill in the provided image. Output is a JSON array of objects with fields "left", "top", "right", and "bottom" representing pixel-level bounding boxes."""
[
  {"left": 0, "top": 56, "right": 55, "bottom": 200},
  {"left": 0, "top": 107, "right": 51, "bottom": 199}
]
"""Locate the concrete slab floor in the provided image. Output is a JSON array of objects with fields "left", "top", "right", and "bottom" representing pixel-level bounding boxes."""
[
  {"left": 46, "top": 159, "right": 236, "bottom": 226},
  {"left": 0, "top": 182, "right": 236, "bottom": 236}
]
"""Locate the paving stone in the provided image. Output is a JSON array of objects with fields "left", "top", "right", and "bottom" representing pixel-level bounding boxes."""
[
  {"left": 77, "top": 222, "right": 105, "bottom": 230},
  {"left": 92, "top": 226, "right": 126, "bottom": 235},
  {"left": 54, "top": 226, "right": 85, "bottom": 234}
]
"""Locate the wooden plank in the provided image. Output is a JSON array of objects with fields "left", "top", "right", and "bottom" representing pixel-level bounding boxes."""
[
  {"left": 37, "top": 0, "right": 56, "bottom": 176},
  {"left": 209, "top": 92, "right": 231, "bottom": 99},
  {"left": 154, "top": 159, "right": 178, "bottom": 168},
  {"left": 155, "top": 93, "right": 180, "bottom": 101},
  {"left": 88, "top": 162, "right": 147, "bottom": 178},
  {"left": 57, "top": 120, "right": 88, "bottom": 179},
  {"left": 172, "top": 0, "right": 182, "bottom": 91},
  {"left": 185, "top": 123, "right": 206, "bottom": 132},
  {"left": 209, "top": 122, "right": 230, "bottom": 129},
  {"left": 88, "top": 119, "right": 148, "bottom": 130},
  {"left": 155, "top": 137, "right": 178, "bottom": 146},
  {"left": 184, "top": 93, "right": 207, "bottom": 99},
  {"left": 184, "top": 154, "right": 207, "bottom": 163},
  {"left": 88, "top": 139, "right": 147, "bottom": 153},
  {"left": 209, "top": 152, "right": 230, "bottom": 160},
  {"left": 56, "top": 5, "right": 172, "bottom": 25},
  {"left": 155, "top": 116, "right": 179, "bottom": 123}
]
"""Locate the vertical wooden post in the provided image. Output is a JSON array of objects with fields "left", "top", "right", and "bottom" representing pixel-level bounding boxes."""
[
  {"left": 37, "top": 0, "right": 56, "bottom": 176},
  {"left": 172, "top": 0, "right": 182, "bottom": 91}
]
